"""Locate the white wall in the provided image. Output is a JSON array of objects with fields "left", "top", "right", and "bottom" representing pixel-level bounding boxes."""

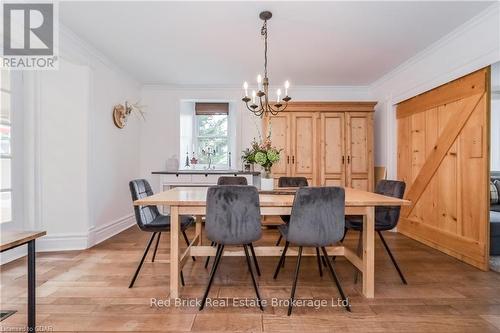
[
  {"left": 87, "top": 56, "right": 141, "bottom": 245},
  {"left": 139, "top": 85, "right": 372, "bottom": 191},
  {"left": 370, "top": 3, "right": 500, "bottom": 178},
  {"left": 1, "top": 26, "right": 141, "bottom": 264},
  {"left": 38, "top": 59, "right": 90, "bottom": 239}
]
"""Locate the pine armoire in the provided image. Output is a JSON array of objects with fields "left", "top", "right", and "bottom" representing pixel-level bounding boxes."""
[{"left": 263, "top": 101, "right": 376, "bottom": 191}]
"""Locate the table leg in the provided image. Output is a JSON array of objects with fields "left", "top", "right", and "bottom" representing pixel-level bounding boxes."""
[
  {"left": 27, "top": 240, "right": 35, "bottom": 331},
  {"left": 362, "top": 206, "right": 375, "bottom": 298},
  {"left": 195, "top": 215, "right": 203, "bottom": 246},
  {"left": 170, "top": 206, "right": 180, "bottom": 299}
]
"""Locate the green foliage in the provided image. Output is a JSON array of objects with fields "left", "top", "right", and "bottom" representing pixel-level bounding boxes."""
[
  {"left": 242, "top": 133, "right": 281, "bottom": 174},
  {"left": 196, "top": 115, "right": 228, "bottom": 165}
]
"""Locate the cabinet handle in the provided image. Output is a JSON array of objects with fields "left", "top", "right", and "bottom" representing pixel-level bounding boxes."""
[
  {"left": 342, "top": 156, "right": 345, "bottom": 164},
  {"left": 292, "top": 156, "right": 295, "bottom": 164},
  {"left": 287, "top": 156, "right": 290, "bottom": 164},
  {"left": 347, "top": 156, "right": 351, "bottom": 163}
]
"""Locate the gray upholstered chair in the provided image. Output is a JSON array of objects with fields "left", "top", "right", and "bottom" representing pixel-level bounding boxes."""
[
  {"left": 275, "top": 177, "right": 309, "bottom": 245},
  {"left": 128, "top": 179, "right": 195, "bottom": 288},
  {"left": 217, "top": 176, "right": 248, "bottom": 185},
  {"left": 199, "top": 185, "right": 264, "bottom": 311},
  {"left": 204, "top": 176, "right": 260, "bottom": 275},
  {"left": 273, "top": 187, "right": 350, "bottom": 315},
  {"left": 274, "top": 177, "right": 327, "bottom": 277},
  {"left": 344, "top": 180, "right": 407, "bottom": 284}
]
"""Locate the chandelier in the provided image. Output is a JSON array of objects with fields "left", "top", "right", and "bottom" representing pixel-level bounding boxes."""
[{"left": 242, "top": 11, "right": 291, "bottom": 117}]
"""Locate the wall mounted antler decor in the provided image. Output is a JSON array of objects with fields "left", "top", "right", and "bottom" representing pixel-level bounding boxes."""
[{"left": 112, "top": 101, "right": 146, "bottom": 129}]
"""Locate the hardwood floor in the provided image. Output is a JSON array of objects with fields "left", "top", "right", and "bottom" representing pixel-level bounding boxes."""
[{"left": 2, "top": 226, "right": 500, "bottom": 332}]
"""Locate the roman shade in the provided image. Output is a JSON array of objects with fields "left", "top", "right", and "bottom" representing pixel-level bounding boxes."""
[{"left": 195, "top": 103, "right": 229, "bottom": 115}]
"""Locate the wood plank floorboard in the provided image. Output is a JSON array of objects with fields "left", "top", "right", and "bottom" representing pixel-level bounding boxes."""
[{"left": 1, "top": 226, "right": 500, "bottom": 332}]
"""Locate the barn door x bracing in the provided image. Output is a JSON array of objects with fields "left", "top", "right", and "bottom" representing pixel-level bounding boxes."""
[{"left": 397, "top": 68, "right": 490, "bottom": 270}]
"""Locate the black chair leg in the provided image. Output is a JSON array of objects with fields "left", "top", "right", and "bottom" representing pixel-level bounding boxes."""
[
  {"left": 321, "top": 252, "right": 328, "bottom": 267},
  {"left": 275, "top": 234, "right": 282, "bottom": 246},
  {"left": 288, "top": 246, "right": 303, "bottom": 316},
  {"left": 273, "top": 241, "right": 289, "bottom": 279},
  {"left": 180, "top": 270, "right": 185, "bottom": 286},
  {"left": 199, "top": 244, "right": 224, "bottom": 310},
  {"left": 332, "top": 229, "right": 348, "bottom": 262},
  {"left": 354, "top": 230, "right": 363, "bottom": 284},
  {"left": 315, "top": 247, "right": 323, "bottom": 277},
  {"left": 152, "top": 232, "right": 161, "bottom": 262},
  {"left": 248, "top": 243, "right": 261, "bottom": 276},
  {"left": 182, "top": 229, "right": 196, "bottom": 261},
  {"left": 321, "top": 247, "right": 350, "bottom": 312},
  {"left": 204, "top": 241, "right": 216, "bottom": 269},
  {"left": 340, "top": 227, "right": 348, "bottom": 242},
  {"left": 243, "top": 245, "right": 264, "bottom": 311},
  {"left": 129, "top": 232, "right": 157, "bottom": 288},
  {"left": 378, "top": 231, "right": 407, "bottom": 284}
]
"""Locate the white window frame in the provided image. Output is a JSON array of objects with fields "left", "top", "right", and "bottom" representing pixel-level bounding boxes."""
[{"left": 1, "top": 69, "right": 24, "bottom": 230}]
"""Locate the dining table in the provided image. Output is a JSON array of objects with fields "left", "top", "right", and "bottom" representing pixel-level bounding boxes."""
[{"left": 133, "top": 186, "right": 410, "bottom": 299}]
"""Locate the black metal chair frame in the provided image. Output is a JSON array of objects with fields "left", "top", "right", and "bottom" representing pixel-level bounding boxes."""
[
  {"left": 274, "top": 177, "right": 327, "bottom": 276},
  {"left": 199, "top": 243, "right": 263, "bottom": 311},
  {"left": 128, "top": 228, "right": 195, "bottom": 288},
  {"left": 348, "top": 228, "right": 407, "bottom": 285},
  {"left": 273, "top": 242, "right": 350, "bottom": 315}
]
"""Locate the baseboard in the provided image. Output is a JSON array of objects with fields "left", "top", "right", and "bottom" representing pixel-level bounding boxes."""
[
  {"left": 88, "top": 214, "right": 135, "bottom": 247},
  {"left": 0, "top": 232, "right": 88, "bottom": 266},
  {"left": 0, "top": 215, "right": 135, "bottom": 266},
  {"left": 36, "top": 233, "right": 89, "bottom": 252}
]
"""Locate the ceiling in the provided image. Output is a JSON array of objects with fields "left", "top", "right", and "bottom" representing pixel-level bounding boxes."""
[{"left": 60, "top": 1, "right": 493, "bottom": 86}]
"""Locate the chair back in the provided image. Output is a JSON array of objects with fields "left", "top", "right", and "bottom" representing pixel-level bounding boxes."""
[
  {"left": 278, "top": 177, "right": 308, "bottom": 188},
  {"left": 206, "top": 185, "right": 262, "bottom": 245},
  {"left": 374, "top": 180, "right": 406, "bottom": 229},
  {"left": 129, "top": 179, "right": 160, "bottom": 230},
  {"left": 217, "top": 176, "right": 248, "bottom": 185},
  {"left": 287, "top": 187, "right": 345, "bottom": 247}
]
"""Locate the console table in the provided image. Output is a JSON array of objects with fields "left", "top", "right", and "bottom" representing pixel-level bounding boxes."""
[
  {"left": 152, "top": 170, "right": 261, "bottom": 191},
  {"left": 1, "top": 230, "right": 46, "bottom": 331}
]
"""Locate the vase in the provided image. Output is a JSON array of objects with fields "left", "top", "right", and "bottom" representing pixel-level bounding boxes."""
[
  {"left": 260, "top": 177, "right": 274, "bottom": 191},
  {"left": 260, "top": 167, "right": 274, "bottom": 191}
]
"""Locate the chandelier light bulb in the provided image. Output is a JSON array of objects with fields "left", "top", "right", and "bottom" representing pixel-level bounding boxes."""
[
  {"left": 284, "top": 80, "right": 290, "bottom": 95},
  {"left": 243, "top": 81, "right": 248, "bottom": 96},
  {"left": 257, "top": 74, "right": 262, "bottom": 90},
  {"left": 252, "top": 90, "right": 256, "bottom": 104},
  {"left": 276, "top": 89, "right": 282, "bottom": 102}
]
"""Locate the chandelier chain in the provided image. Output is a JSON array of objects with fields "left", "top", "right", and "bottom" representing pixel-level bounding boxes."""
[{"left": 261, "top": 20, "right": 268, "bottom": 78}]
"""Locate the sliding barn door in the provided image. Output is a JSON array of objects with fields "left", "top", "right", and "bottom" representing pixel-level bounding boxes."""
[{"left": 397, "top": 68, "right": 490, "bottom": 270}]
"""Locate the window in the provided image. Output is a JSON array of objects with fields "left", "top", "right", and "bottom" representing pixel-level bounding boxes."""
[
  {"left": 194, "top": 103, "right": 229, "bottom": 168},
  {"left": 1, "top": 70, "right": 12, "bottom": 223}
]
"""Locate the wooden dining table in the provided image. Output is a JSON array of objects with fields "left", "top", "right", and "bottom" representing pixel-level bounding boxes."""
[{"left": 134, "top": 186, "right": 410, "bottom": 299}]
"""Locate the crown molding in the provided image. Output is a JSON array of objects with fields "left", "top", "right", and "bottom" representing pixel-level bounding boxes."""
[
  {"left": 141, "top": 84, "right": 371, "bottom": 93},
  {"left": 370, "top": 2, "right": 500, "bottom": 96},
  {"left": 59, "top": 23, "right": 141, "bottom": 85}
]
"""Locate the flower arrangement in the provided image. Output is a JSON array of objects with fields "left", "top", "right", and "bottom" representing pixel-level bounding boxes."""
[{"left": 242, "top": 135, "right": 281, "bottom": 178}]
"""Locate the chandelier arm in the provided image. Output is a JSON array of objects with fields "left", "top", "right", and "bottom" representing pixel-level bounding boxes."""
[{"left": 244, "top": 100, "right": 265, "bottom": 117}]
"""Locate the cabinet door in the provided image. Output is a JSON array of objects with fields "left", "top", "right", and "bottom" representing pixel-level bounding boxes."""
[
  {"left": 346, "top": 113, "right": 373, "bottom": 191},
  {"left": 290, "top": 113, "right": 317, "bottom": 185},
  {"left": 267, "top": 114, "right": 291, "bottom": 180},
  {"left": 320, "top": 113, "right": 345, "bottom": 186}
]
